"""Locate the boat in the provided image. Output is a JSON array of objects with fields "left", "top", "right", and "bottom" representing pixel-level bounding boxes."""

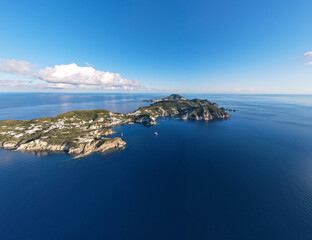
[{"left": 154, "top": 132, "right": 158, "bottom": 136}]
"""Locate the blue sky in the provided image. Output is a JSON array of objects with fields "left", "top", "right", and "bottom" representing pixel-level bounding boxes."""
[{"left": 0, "top": 0, "right": 311, "bottom": 93}]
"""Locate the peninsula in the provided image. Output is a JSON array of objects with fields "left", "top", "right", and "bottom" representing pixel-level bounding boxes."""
[{"left": 0, "top": 95, "right": 229, "bottom": 158}]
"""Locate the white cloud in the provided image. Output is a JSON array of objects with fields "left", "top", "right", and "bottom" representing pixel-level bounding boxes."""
[
  {"left": 0, "top": 59, "right": 32, "bottom": 75},
  {"left": 35, "top": 63, "right": 140, "bottom": 89},
  {"left": 0, "top": 59, "right": 141, "bottom": 90},
  {"left": 302, "top": 51, "right": 312, "bottom": 59},
  {"left": 297, "top": 51, "right": 312, "bottom": 62}
]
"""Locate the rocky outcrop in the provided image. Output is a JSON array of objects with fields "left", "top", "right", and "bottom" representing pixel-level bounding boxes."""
[
  {"left": 17, "top": 139, "right": 70, "bottom": 152},
  {"left": 133, "top": 115, "right": 157, "bottom": 126},
  {"left": 70, "top": 138, "right": 126, "bottom": 159},
  {"left": 2, "top": 141, "right": 19, "bottom": 149}
]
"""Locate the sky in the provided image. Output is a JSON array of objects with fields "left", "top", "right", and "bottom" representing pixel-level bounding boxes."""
[{"left": 0, "top": 0, "right": 312, "bottom": 93}]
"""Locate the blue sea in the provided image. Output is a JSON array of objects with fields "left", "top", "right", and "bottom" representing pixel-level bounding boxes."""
[{"left": 0, "top": 93, "right": 312, "bottom": 240}]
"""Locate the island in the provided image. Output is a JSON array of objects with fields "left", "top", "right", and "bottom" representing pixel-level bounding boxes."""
[
  {"left": 0, "top": 95, "right": 229, "bottom": 158},
  {"left": 143, "top": 94, "right": 187, "bottom": 102}
]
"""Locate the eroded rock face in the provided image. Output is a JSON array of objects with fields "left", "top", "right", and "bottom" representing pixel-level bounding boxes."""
[
  {"left": 133, "top": 115, "right": 157, "bottom": 126},
  {"left": 0, "top": 137, "right": 126, "bottom": 159},
  {"left": 2, "top": 141, "right": 19, "bottom": 149},
  {"left": 17, "top": 139, "right": 68, "bottom": 152},
  {"left": 0, "top": 95, "right": 229, "bottom": 158},
  {"left": 71, "top": 138, "right": 126, "bottom": 159}
]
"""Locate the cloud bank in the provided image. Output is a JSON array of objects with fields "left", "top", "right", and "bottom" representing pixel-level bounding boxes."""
[
  {"left": 0, "top": 59, "right": 32, "bottom": 75},
  {"left": 0, "top": 59, "right": 141, "bottom": 90}
]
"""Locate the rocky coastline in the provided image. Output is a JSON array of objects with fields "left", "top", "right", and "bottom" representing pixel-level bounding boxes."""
[{"left": 0, "top": 95, "right": 230, "bottom": 158}]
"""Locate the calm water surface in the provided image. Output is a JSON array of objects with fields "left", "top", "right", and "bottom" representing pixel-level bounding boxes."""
[{"left": 0, "top": 93, "right": 312, "bottom": 240}]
